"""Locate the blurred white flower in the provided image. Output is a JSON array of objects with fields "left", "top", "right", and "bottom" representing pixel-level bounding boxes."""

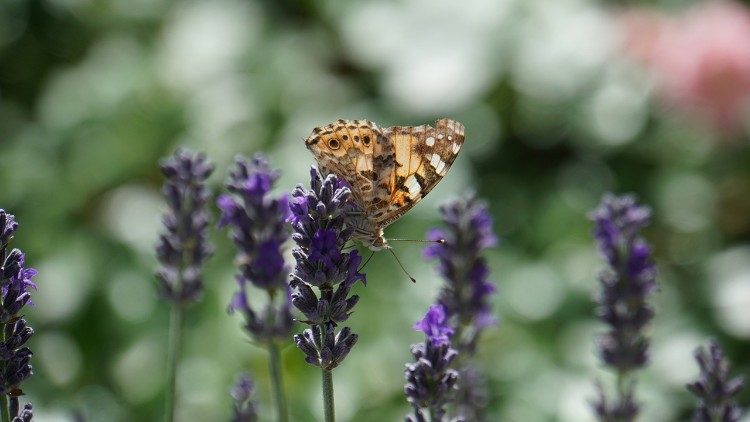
[
  {"left": 511, "top": 0, "right": 616, "bottom": 101},
  {"left": 101, "top": 184, "right": 163, "bottom": 257},
  {"left": 708, "top": 246, "right": 750, "bottom": 338},
  {"left": 112, "top": 336, "right": 165, "bottom": 404},
  {"left": 340, "top": 0, "right": 512, "bottom": 115},
  {"left": 157, "top": 1, "right": 260, "bottom": 91}
]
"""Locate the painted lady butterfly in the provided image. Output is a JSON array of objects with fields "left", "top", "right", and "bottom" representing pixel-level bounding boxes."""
[{"left": 305, "top": 118, "right": 465, "bottom": 251}]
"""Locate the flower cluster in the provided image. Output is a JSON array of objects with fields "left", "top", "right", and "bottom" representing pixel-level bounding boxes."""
[
  {"left": 0, "top": 210, "right": 36, "bottom": 420},
  {"left": 405, "top": 305, "right": 460, "bottom": 422},
  {"left": 424, "top": 195, "right": 497, "bottom": 420},
  {"left": 230, "top": 373, "right": 258, "bottom": 422},
  {"left": 687, "top": 341, "right": 744, "bottom": 422},
  {"left": 219, "top": 154, "right": 293, "bottom": 343},
  {"left": 424, "top": 195, "right": 497, "bottom": 353},
  {"left": 288, "top": 168, "right": 364, "bottom": 370},
  {"left": 155, "top": 149, "right": 215, "bottom": 305},
  {"left": 590, "top": 194, "right": 657, "bottom": 421}
]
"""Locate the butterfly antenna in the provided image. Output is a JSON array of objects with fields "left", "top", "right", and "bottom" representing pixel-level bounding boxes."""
[
  {"left": 387, "top": 238, "right": 446, "bottom": 244},
  {"left": 388, "top": 248, "right": 417, "bottom": 283},
  {"left": 358, "top": 250, "right": 375, "bottom": 272}
]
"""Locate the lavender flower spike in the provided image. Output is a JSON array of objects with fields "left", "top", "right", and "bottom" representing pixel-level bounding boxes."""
[
  {"left": 424, "top": 195, "right": 497, "bottom": 420},
  {"left": 219, "top": 154, "right": 294, "bottom": 344},
  {"left": 687, "top": 341, "right": 744, "bottom": 422},
  {"left": 289, "top": 167, "right": 365, "bottom": 370},
  {"left": 156, "top": 148, "right": 214, "bottom": 305},
  {"left": 289, "top": 167, "right": 365, "bottom": 422},
  {"left": 405, "top": 304, "right": 460, "bottom": 422},
  {"left": 0, "top": 209, "right": 37, "bottom": 420},
  {"left": 156, "top": 149, "right": 214, "bottom": 422},
  {"left": 424, "top": 194, "right": 497, "bottom": 354},
  {"left": 230, "top": 373, "right": 258, "bottom": 422},
  {"left": 218, "top": 154, "right": 293, "bottom": 422},
  {"left": 590, "top": 194, "right": 657, "bottom": 421}
]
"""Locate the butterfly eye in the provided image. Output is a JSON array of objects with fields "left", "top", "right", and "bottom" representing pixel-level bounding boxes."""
[{"left": 328, "top": 139, "right": 341, "bottom": 150}]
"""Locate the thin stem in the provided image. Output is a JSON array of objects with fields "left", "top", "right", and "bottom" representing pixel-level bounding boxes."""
[
  {"left": 0, "top": 320, "right": 8, "bottom": 422},
  {"left": 164, "top": 304, "right": 185, "bottom": 422},
  {"left": 616, "top": 370, "right": 627, "bottom": 402},
  {"left": 321, "top": 368, "right": 335, "bottom": 422},
  {"left": 268, "top": 342, "right": 288, "bottom": 422}
]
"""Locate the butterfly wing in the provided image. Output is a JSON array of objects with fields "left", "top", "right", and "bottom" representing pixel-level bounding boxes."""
[
  {"left": 376, "top": 118, "right": 465, "bottom": 226},
  {"left": 304, "top": 119, "right": 395, "bottom": 216}
]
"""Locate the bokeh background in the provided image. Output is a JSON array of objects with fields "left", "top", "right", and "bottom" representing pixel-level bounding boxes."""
[{"left": 1, "top": 0, "right": 750, "bottom": 420}]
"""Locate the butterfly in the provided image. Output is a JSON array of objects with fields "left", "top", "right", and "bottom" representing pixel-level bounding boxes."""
[{"left": 305, "top": 118, "right": 465, "bottom": 251}]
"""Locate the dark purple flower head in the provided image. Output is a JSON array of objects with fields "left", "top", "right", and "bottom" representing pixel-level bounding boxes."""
[
  {"left": 289, "top": 167, "right": 365, "bottom": 369},
  {"left": 414, "top": 304, "right": 453, "bottom": 347},
  {"left": 687, "top": 341, "right": 744, "bottom": 422},
  {"left": 220, "top": 154, "right": 294, "bottom": 344},
  {"left": 590, "top": 193, "right": 657, "bottom": 421},
  {"left": 424, "top": 195, "right": 497, "bottom": 354},
  {"left": 405, "top": 305, "right": 460, "bottom": 421},
  {"left": 0, "top": 211, "right": 36, "bottom": 402},
  {"left": 591, "top": 194, "right": 656, "bottom": 373},
  {"left": 155, "top": 148, "right": 215, "bottom": 305},
  {"left": 230, "top": 372, "right": 258, "bottom": 422}
]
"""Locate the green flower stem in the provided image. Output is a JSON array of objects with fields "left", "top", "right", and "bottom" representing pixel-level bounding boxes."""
[
  {"left": 164, "top": 304, "right": 185, "bottom": 422},
  {"left": 268, "top": 342, "right": 288, "bottom": 422},
  {"left": 0, "top": 320, "right": 8, "bottom": 422},
  {"left": 321, "top": 367, "right": 335, "bottom": 422}
]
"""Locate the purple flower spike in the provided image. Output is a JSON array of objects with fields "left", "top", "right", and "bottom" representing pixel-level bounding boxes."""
[
  {"left": 230, "top": 372, "right": 258, "bottom": 422},
  {"left": 405, "top": 305, "right": 460, "bottom": 421},
  {"left": 424, "top": 195, "right": 497, "bottom": 353},
  {"left": 422, "top": 195, "right": 497, "bottom": 420},
  {"left": 219, "top": 154, "right": 294, "bottom": 344},
  {"left": 288, "top": 167, "right": 365, "bottom": 370},
  {"left": 687, "top": 340, "right": 744, "bottom": 422},
  {"left": 155, "top": 149, "right": 215, "bottom": 305},
  {"left": 0, "top": 210, "right": 37, "bottom": 413},
  {"left": 590, "top": 193, "right": 657, "bottom": 421}
]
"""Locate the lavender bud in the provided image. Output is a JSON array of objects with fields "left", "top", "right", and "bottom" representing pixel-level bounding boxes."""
[
  {"left": 405, "top": 305, "right": 460, "bottom": 421},
  {"left": 155, "top": 148, "right": 214, "bottom": 305},
  {"left": 230, "top": 373, "right": 258, "bottom": 422},
  {"left": 289, "top": 168, "right": 365, "bottom": 369},
  {"left": 219, "top": 154, "right": 294, "bottom": 344},
  {"left": 424, "top": 194, "right": 497, "bottom": 353},
  {"left": 687, "top": 341, "right": 744, "bottom": 422},
  {"left": 424, "top": 195, "right": 497, "bottom": 420},
  {"left": 590, "top": 194, "right": 656, "bottom": 421},
  {"left": 0, "top": 211, "right": 36, "bottom": 402}
]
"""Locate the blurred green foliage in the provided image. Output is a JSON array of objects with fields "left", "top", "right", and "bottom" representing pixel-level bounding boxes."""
[{"left": 1, "top": 0, "right": 749, "bottom": 420}]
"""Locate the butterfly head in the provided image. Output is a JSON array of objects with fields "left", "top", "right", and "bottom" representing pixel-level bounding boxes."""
[{"left": 366, "top": 233, "right": 389, "bottom": 251}]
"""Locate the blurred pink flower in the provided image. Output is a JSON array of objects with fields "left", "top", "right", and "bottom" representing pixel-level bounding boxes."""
[{"left": 620, "top": 1, "right": 750, "bottom": 136}]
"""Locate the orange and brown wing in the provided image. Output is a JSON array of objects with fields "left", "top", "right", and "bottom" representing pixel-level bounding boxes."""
[
  {"left": 376, "top": 118, "right": 465, "bottom": 226},
  {"left": 304, "top": 119, "right": 393, "bottom": 212}
]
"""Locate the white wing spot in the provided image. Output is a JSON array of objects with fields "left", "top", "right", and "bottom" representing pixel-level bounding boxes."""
[
  {"left": 426, "top": 136, "right": 435, "bottom": 146},
  {"left": 436, "top": 160, "right": 446, "bottom": 174},
  {"left": 447, "top": 135, "right": 453, "bottom": 141},
  {"left": 405, "top": 175, "right": 421, "bottom": 196},
  {"left": 452, "top": 142, "right": 461, "bottom": 153},
  {"left": 429, "top": 153, "right": 441, "bottom": 169},
  {"left": 437, "top": 133, "right": 444, "bottom": 140}
]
